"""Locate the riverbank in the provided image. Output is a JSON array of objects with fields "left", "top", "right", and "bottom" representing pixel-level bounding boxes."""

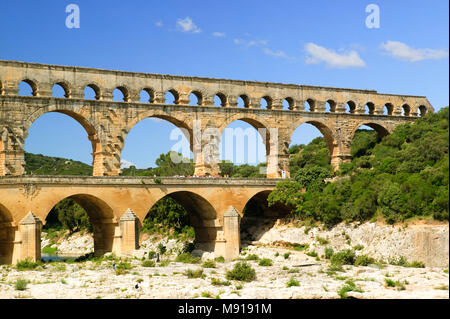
[
  {"left": 0, "top": 243, "right": 448, "bottom": 299},
  {"left": 245, "top": 219, "right": 449, "bottom": 268},
  {"left": 1, "top": 220, "right": 447, "bottom": 299}
]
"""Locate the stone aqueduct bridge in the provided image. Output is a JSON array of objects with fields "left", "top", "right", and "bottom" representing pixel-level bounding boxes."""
[
  {"left": 0, "top": 60, "right": 434, "bottom": 264},
  {"left": 0, "top": 176, "right": 280, "bottom": 264}
]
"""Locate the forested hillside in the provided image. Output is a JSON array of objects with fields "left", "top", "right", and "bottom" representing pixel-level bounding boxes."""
[
  {"left": 269, "top": 106, "right": 449, "bottom": 227},
  {"left": 25, "top": 153, "right": 92, "bottom": 175}
]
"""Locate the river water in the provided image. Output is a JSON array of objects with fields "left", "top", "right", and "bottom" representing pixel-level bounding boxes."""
[{"left": 41, "top": 253, "right": 81, "bottom": 262}]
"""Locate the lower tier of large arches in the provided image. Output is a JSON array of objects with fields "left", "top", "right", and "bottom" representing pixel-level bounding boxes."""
[{"left": 0, "top": 176, "right": 279, "bottom": 264}]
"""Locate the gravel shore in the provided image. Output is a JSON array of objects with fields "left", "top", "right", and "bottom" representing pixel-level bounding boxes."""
[{"left": 1, "top": 243, "right": 448, "bottom": 299}]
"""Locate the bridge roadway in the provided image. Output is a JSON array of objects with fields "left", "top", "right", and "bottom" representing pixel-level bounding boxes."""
[{"left": 0, "top": 176, "right": 283, "bottom": 264}]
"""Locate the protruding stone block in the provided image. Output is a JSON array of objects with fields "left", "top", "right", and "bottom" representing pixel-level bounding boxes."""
[
  {"left": 18, "top": 212, "right": 42, "bottom": 263},
  {"left": 119, "top": 209, "right": 139, "bottom": 254},
  {"left": 223, "top": 206, "right": 240, "bottom": 261}
]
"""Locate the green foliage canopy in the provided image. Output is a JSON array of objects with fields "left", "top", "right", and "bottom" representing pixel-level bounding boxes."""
[{"left": 269, "top": 107, "right": 449, "bottom": 226}]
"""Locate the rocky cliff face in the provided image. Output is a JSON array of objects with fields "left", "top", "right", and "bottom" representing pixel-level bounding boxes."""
[
  {"left": 41, "top": 231, "right": 94, "bottom": 256},
  {"left": 250, "top": 220, "right": 449, "bottom": 268},
  {"left": 42, "top": 221, "right": 449, "bottom": 268}
]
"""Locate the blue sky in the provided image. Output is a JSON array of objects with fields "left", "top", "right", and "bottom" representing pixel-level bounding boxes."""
[{"left": 1, "top": 1, "right": 448, "bottom": 169}]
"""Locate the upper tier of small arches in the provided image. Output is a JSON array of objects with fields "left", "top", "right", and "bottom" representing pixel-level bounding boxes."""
[{"left": 0, "top": 68, "right": 432, "bottom": 117}]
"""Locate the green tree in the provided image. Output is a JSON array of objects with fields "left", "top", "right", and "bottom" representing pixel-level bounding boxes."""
[
  {"left": 52, "top": 199, "right": 92, "bottom": 233},
  {"left": 267, "top": 181, "right": 304, "bottom": 214},
  {"left": 293, "top": 166, "right": 332, "bottom": 192},
  {"left": 142, "top": 197, "right": 190, "bottom": 233}
]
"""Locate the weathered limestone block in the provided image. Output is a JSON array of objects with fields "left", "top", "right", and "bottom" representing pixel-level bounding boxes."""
[
  {"left": 271, "top": 98, "right": 284, "bottom": 110},
  {"left": 314, "top": 100, "right": 326, "bottom": 113},
  {"left": 178, "top": 92, "right": 190, "bottom": 105},
  {"left": 119, "top": 209, "right": 139, "bottom": 254},
  {"left": 18, "top": 212, "right": 42, "bottom": 262},
  {"left": 223, "top": 206, "right": 241, "bottom": 261},
  {"left": 91, "top": 219, "right": 117, "bottom": 257},
  {"left": 335, "top": 102, "right": 347, "bottom": 113}
]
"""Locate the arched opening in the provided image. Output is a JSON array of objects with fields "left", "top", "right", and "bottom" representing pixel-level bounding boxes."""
[
  {"left": 214, "top": 93, "right": 227, "bottom": 107},
  {"left": 84, "top": 84, "right": 100, "bottom": 100},
  {"left": 237, "top": 95, "right": 249, "bottom": 108},
  {"left": 345, "top": 101, "right": 356, "bottom": 114},
  {"left": 418, "top": 105, "right": 427, "bottom": 117},
  {"left": 140, "top": 88, "right": 155, "bottom": 103},
  {"left": 0, "top": 204, "right": 14, "bottom": 264},
  {"left": 25, "top": 112, "right": 98, "bottom": 175},
  {"left": 350, "top": 123, "right": 389, "bottom": 168},
  {"left": 240, "top": 191, "right": 290, "bottom": 247},
  {"left": 18, "top": 79, "right": 37, "bottom": 96},
  {"left": 113, "top": 87, "right": 130, "bottom": 102},
  {"left": 42, "top": 194, "right": 114, "bottom": 258},
  {"left": 289, "top": 121, "right": 334, "bottom": 175},
  {"left": 189, "top": 91, "right": 203, "bottom": 106},
  {"left": 121, "top": 116, "right": 193, "bottom": 175},
  {"left": 260, "top": 96, "right": 272, "bottom": 109},
  {"left": 304, "top": 99, "right": 315, "bottom": 112},
  {"left": 402, "top": 104, "right": 411, "bottom": 116},
  {"left": 142, "top": 192, "right": 218, "bottom": 254},
  {"left": 283, "top": 97, "right": 294, "bottom": 110},
  {"left": 325, "top": 100, "right": 336, "bottom": 113},
  {"left": 219, "top": 119, "right": 268, "bottom": 177},
  {"left": 365, "top": 102, "right": 375, "bottom": 115},
  {"left": 165, "top": 89, "right": 179, "bottom": 105},
  {"left": 354, "top": 123, "right": 389, "bottom": 139},
  {"left": 384, "top": 103, "right": 394, "bottom": 115},
  {"left": 52, "top": 82, "right": 70, "bottom": 98},
  {"left": 0, "top": 80, "right": 3, "bottom": 95}
]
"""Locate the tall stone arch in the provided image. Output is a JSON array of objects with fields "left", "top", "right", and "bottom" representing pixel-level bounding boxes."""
[
  {"left": 117, "top": 111, "right": 194, "bottom": 175},
  {"left": 288, "top": 118, "right": 338, "bottom": 173},
  {"left": 217, "top": 114, "right": 275, "bottom": 177},
  {"left": 23, "top": 107, "right": 106, "bottom": 176}
]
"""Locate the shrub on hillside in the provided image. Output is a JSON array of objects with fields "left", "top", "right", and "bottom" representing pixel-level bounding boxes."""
[
  {"left": 142, "top": 260, "right": 155, "bottom": 267},
  {"left": 202, "top": 260, "right": 216, "bottom": 268},
  {"left": 258, "top": 258, "right": 273, "bottom": 266},
  {"left": 325, "top": 247, "right": 334, "bottom": 259},
  {"left": 331, "top": 250, "right": 355, "bottom": 266},
  {"left": 14, "top": 279, "right": 29, "bottom": 291},
  {"left": 16, "top": 258, "right": 42, "bottom": 271},
  {"left": 354, "top": 254, "right": 375, "bottom": 266},
  {"left": 226, "top": 262, "right": 256, "bottom": 282},
  {"left": 175, "top": 252, "right": 201, "bottom": 264},
  {"left": 185, "top": 268, "right": 204, "bottom": 279}
]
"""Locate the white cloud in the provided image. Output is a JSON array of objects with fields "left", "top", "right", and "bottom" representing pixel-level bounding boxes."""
[
  {"left": 248, "top": 39, "right": 268, "bottom": 47},
  {"left": 304, "top": 43, "right": 366, "bottom": 68},
  {"left": 176, "top": 17, "right": 201, "bottom": 33},
  {"left": 234, "top": 38, "right": 268, "bottom": 47},
  {"left": 213, "top": 32, "right": 225, "bottom": 37},
  {"left": 148, "top": 117, "right": 164, "bottom": 123},
  {"left": 380, "top": 40, "right": 448, "bottom": 62},
  {"left": 263, "top": 48, "right": 289, "bottom": 59},
  {"left": 155, "top": 20, "right": 163, "bottom": 27},
  {"left": 120, "top": 159, "right": 135, "bottom": 169}
]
